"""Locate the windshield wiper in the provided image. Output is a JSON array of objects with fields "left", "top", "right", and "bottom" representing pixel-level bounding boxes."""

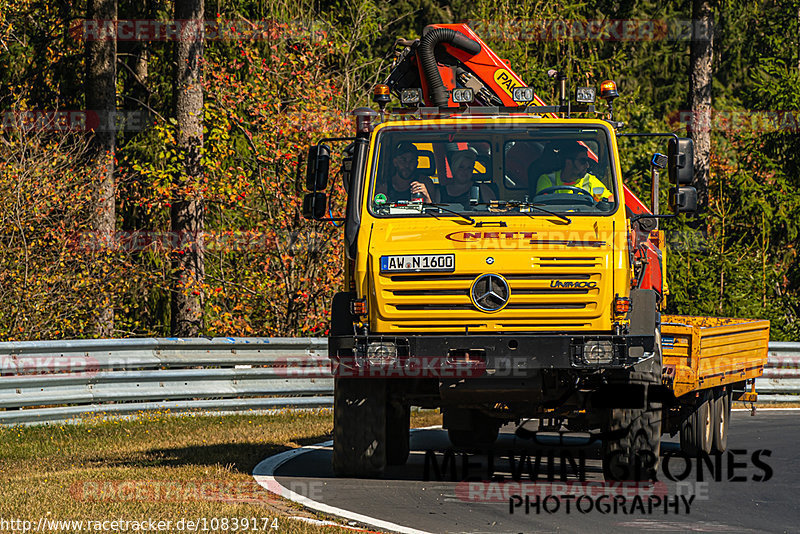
[
  {"left": 521, "top": 202, "right": 571, "bottom": 224},
  {"left": 421, "top": 203, "right": 476, "bottom": 225},
  {"left": 477, "top": 200, "right": 571, "bottom": 224}
]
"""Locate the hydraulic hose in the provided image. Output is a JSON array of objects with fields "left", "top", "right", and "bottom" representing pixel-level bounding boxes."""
[{"left": 418, "top": 28, "right": 481, "bottom": 107}]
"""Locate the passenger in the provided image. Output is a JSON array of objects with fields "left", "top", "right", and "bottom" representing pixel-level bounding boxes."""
[
  {"left": 376, "top": 142, "right": 438, "bottom": 204},
  {"left": 533, "top": 144, "right": 612, "bottom": 202},
  {"left": 440, "top": 147, "right": 497, "bottom": 206}
]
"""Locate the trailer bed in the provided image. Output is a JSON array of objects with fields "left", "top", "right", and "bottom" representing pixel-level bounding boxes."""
[{"left": 661, "top": 315, "right": 770, "bottom": 399}]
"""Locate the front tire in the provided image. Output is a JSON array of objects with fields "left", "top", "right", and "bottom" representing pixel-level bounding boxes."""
[
  {"left": 332, "top": 377, "right": 387, "bottom": 477},
  {"left": 602, "top": 385, "right": 662, "bottom": 481}
]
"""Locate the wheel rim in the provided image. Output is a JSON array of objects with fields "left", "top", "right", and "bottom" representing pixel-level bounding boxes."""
[{"left": 704, "top": 404, "right": 712, "bottom": 443}]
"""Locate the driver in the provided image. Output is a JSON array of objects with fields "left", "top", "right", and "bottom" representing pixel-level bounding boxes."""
[{"left": 533, "top": 144, "right": 613, "bottom": 202}]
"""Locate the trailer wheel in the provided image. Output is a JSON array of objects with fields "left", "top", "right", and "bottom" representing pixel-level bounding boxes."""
[
  {"left": 386, "top": 400, "right": 410, "bottom": 465},
  {"left": 711, "top": 388, "right": 731, "bottom": 453},
  {"left": 602, "top": 392, "right": 662, "bottom": 481},
  {"left": 680, "top": 391, "right": 713, "bottom": 455},
  {"left": 332, "top": 377, "right": 387, "bottom": 477}
]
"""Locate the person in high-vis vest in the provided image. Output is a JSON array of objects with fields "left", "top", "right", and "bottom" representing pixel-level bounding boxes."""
[{"left": 533, "top": 144, "right": 613, "bottom": 203}]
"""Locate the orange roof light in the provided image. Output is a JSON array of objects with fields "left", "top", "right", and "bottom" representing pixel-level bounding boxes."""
[
  {"left": 600, "top": 80, "right": 619, "bottom": 101},
  {"left": 372, "top": 84, "right": 391, "bottom": 110}
]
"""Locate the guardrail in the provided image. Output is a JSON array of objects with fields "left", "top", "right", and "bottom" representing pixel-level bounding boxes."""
[
  {"left": 755, "top": 342, "right": 800, "bottom": 403},
  {"left": 0, "top": 338, "right": 330, "bottom": 425},
  {"left": 0, "top": 338, "right": 797, "bottom": 425}
]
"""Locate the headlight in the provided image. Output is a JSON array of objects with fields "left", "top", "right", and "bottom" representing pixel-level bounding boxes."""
[
  {"left": 512, "top": 86, "right": 535, "bottom": 103},
  {"left": 451, "top": 88, "right": 474, "bottom": 104},
  {"left": 367, "top": 342, "right": 397, "bottom": 366},
  {"left": 576, "top": 87, "right": 596, "bottom": 103},
  {"left": 400, "top": 88, "right": 423, "bottom": 105},
  {"left": 583, "top": 341, "right": 614, "bottom": 365}
]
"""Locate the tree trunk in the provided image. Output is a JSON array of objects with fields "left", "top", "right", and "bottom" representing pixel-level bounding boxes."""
[
  {"left": 86, "top": 0, "right": 117, "bottom": 337},
  {"left": 689, "top": 0, "right": 714, "bottom": 209},
  {"left": 171, "top": 0, "right": 205, "bottom": 337}
]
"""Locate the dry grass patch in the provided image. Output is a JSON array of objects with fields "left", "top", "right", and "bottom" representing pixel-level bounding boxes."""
[{"left": 0, "top": 409, "right": 442, "bottom": 533}]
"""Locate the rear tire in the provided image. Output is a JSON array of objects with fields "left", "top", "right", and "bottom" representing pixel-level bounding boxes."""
[
  {"left": 711, "top": 388, "right": 731, "bottom": 453},
  {"left": 446, "top": 410, "right": 501, "bottom": 450},
  {"left": 386, "top": 401, "right": 410, "bottom": 465},
  {"left": 447, "top": 425, "right": 500, "bottom": 449},
  {"left": 332, "top": 377, "right": 387, "bottom": 477},
  {"left": 680, "top": 391, "right": 713, "bottom": 455}
]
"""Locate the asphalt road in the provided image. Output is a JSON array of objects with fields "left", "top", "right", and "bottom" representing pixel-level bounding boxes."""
[{"left": 255, "top": 411, "right": 800, "bottom": 533}]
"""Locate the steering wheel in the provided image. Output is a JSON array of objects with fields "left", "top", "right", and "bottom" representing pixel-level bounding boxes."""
[{"left": 534, "top": 185, "right": 596, "bottom": 205}]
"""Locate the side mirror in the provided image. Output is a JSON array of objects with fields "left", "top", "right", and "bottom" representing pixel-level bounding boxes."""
[
  {"left": 303, "top": 193, "right": 327, "bottom": 220},
  {"left": 670, "top": 186, "right": 697, "bottom": 214},
  {"left": 305, "top": 144, "right": 330, "bottom": 192},
  {"left": 668, "top": 137, "right": 693, "bottom": 185}
]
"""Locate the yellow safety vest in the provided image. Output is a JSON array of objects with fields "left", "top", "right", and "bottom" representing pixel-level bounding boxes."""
[{"left": 535, "top": 171, "right": 613, "bottom": 202}]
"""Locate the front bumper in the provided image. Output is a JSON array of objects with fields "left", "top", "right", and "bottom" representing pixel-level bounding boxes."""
[{"left": 328, "top": 333, "right": 656, "bottom": 378}]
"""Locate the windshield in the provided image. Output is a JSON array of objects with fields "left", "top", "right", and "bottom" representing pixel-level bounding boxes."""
[{"left": 368, "top": 125, "right": 617, "bottom": 217}]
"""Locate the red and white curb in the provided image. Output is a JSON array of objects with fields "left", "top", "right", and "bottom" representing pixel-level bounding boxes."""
[{"left": 252, "top": 437, "right": 433, "bottom": 534}]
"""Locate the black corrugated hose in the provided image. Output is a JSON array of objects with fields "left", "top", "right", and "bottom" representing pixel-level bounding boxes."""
[{"left": 418, "top": 27, "right": 481, "bottom": 107}]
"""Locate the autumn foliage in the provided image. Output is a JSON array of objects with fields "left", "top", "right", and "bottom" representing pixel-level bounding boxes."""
[
  {"left": 1, "top": 16, "right": 350, "bottom": 339},
  {"left": 0, "top": 1, "right": 798, "bottom": 340}
]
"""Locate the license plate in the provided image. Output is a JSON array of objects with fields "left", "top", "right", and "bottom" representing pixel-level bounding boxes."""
[{"left": 380, "top": 254, "right": 455, "bottom": 273}]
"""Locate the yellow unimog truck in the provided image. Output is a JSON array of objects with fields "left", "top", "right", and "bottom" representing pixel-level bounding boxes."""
[{"left": 299, "top": 24, "right": 769, "bottom": 481}]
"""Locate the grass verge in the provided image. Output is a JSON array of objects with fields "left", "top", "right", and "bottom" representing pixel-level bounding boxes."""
[{"left": 0, "top": 409, "right": 442, "bottom": 533}]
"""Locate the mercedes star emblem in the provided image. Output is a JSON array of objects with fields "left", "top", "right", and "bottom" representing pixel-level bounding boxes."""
[
  {"left": 471, "top": 273, "right": 510, "bottom": 312},
  {"left": 486, "top": 257, "right": 495, "bottom": 264}
]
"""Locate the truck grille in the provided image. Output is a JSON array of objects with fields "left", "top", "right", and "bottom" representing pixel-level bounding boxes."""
[{"left": 374, "top": 255, "right": 609, "bottom": 332}]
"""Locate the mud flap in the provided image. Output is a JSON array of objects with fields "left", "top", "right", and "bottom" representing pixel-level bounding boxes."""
[{"left": 630, "top": 289, "right": 657, "bottom": 336}]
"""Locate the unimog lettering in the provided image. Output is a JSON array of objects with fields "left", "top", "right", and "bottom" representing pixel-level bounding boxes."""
[{"left": 550, "top": 280, "right": 598, "bottom": 289}]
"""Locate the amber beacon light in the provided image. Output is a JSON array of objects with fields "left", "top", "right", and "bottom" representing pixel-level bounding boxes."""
[
  {"left": 372, "top": 84, "right": 391, "bottom": 111},
  {"left": 600, "top": 80, "right": 619, "bottom": 101}
]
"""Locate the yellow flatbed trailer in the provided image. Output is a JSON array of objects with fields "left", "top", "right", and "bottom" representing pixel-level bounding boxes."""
[{"left": 662, "top": 315, "right": 769, "bottom": 401}]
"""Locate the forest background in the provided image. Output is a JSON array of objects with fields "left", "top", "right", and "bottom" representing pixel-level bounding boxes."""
[{"left": 0, "top": 0, "right": 798, "bottom": 340}]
